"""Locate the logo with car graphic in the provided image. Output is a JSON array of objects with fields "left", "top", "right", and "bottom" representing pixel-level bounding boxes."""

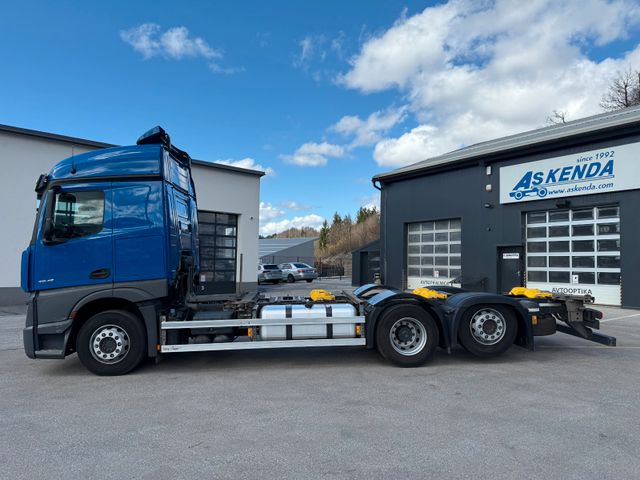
[{"left": 508, "top": 153, "right": 615, "bottom": 202}]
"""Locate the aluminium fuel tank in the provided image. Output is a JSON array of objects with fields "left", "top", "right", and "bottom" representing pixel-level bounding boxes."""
[{"left": 258, "top": 303, "right": 358, "bottom": 340}]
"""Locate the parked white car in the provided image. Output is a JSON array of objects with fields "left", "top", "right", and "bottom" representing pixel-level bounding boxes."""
[
  {"left": 278, "top": 262, "right": 318, "bottom": 283},
  {"left": 258, "top": 264, "right": 283, "bottom": 284}
]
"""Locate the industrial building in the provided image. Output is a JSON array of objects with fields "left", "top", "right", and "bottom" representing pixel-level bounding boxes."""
[
  {"left": 351, "top": 240, "right": 380, "bottom": 286},
  {"left": 373, "top": 106, "right": 640, "bottom": 307},
  {"left": 259, "top": 237, "right": 318, "bottom": 265},
  {"left": 0, "top": 124, "right": 263, "bottom": 305}
]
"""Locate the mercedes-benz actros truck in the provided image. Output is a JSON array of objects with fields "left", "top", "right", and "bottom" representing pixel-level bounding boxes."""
[{"left": 21, "top": 127, "right": 615, "bottom": 375}]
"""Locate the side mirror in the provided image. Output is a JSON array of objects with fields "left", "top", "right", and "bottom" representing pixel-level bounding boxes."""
[{"left": 41, "top": 188, "right": 64, "bottom": 246}]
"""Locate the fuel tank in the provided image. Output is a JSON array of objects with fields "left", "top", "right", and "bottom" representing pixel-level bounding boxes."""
[{"left": 259, "top": 303, "right": 358, "bottom": 340}]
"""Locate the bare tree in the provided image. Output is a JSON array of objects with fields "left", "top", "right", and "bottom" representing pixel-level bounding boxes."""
[
  {"left": 600, "top": 69, "right": 640, "bottom": 111},
  {"left": 546, "top": 109, "right": 568, "bottom": 125}
]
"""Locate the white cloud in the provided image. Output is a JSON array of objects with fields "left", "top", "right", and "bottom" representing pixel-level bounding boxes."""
[
  {"left": 280, "top": 142, "right": 345, "bottom": 167},
  {"left": 293, "top": 33, "right": 348, "bottom": 80},
  {"left": 280, "top": 201, "right": 311, "bottom": 211},
  {"left": 120, "top": 23, "right": 243, "bottom": 74},
  {"left": 260, "top": 214, "right": 325, "bottom": 236},
  {"left": 359, "top": 193, "right": 380, "bottom": 210},
  {"left": 215, "top": 157, "right": 275, "bottom": 176},
  {"left": 331, "top": 106, "right": 407, "bottom": 148},
  {"left": 295, "top": 36, "right": 317, "bottom": 68},
  {"left": 338, "top": 0, "right": 640, "bottom": 167},
  {"left": 259, "top": 202, "right": 285, "bottom": 223},
  {"left": 120, "top": 23, "right": 221, "bottom": 60},
  {"left": 209, "top": 63, "right": 246, "bottom": 75},
  {"left": 260, "top": 202, "right": 324, "bottom": 236}
]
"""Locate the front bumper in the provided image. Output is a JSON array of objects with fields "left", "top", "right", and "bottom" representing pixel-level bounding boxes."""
[{"left": 23, "top": 298, "right": 71, "bottom": 359}]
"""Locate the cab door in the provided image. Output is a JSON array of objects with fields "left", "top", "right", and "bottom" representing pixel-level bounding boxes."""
[{"left": 32, "top": 183, "right": 113, "bottom": 291}]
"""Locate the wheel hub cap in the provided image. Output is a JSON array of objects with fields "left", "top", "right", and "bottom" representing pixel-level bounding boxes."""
[
  {"left": 99, "top": 337, "right": 117, "bottom": 354},
  {"left": 90, "top": 325, "right": 130, "bottom": 364},
  {"left": 469, "top": 309, "right": 506, "bottom": 345},
  {"left": 389, "top": 317, "right": 428, "bottom": 356}
]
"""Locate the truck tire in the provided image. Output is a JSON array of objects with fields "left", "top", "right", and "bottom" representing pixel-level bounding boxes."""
[
  {"left": 375, "top": 304, "right": 439, "bottom": 367},
  {"left": 76, "top": 310, "right": 147, "bottom": 376},
  {"left": 458, "top": 305, "right": 517, "bottom": 358}
]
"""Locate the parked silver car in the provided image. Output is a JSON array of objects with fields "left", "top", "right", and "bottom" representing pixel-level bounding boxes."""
[
  {"left": 258, "top": 264, "right": 283, "bottom": 284},
  {"left": 278, "top": 262, "right": 318, "bottom": 283}
]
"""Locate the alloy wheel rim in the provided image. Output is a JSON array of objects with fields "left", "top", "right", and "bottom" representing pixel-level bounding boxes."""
[
  {"left": 469, "top": 309, "right": 506, "bottom": 345},
  {"left": 389, "top": 317, "right": 427, "bottom": 356},
  {"left": 89, "top": 324, "right": 130, "bottom": 364}
]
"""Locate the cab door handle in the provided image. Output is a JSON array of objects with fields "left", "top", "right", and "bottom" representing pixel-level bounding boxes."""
[{"left": 90, "top": 268, "right": 111, "bottom": 279}]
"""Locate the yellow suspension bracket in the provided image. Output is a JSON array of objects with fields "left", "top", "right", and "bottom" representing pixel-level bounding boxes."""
[
  {"left": 508, "top": 287, "right": 553, "bottom": 299},
  {"left": 310, "top": 289, "right": 336, "bottom": 301},
  {"left": 412, "top": 287, "right": 448, "bottom": 300}
]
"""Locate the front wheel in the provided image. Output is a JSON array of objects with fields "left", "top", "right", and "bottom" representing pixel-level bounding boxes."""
[
  {"left": 458, "top": 305, "right": 517, "bottom": 357},
  {"left": 287, "top": 274, "right": 295, "bottom": 283},
  {"left": 306, "top": 279, "right": 313, "bottom": 283},
  {"left": 375, "top": 305, "right": 439, "bottom": 367},
  {"left": 76, "top": 309, "right": 147, "bottom": 376}
]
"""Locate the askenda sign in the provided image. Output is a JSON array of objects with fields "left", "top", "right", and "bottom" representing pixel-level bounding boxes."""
[{"left": 499, "top": 142, "right": 640, "bottom": 204}]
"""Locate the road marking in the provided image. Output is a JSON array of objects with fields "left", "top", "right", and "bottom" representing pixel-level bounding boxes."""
[
  {"left": 600, "top": 312, "right": 640, "bottom": 323},
  {"left": 537, "top": 346, "right": 640, "bottom": 349}
]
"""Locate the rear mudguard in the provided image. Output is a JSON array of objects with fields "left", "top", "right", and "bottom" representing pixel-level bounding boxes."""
[
  {"left": 444, "top": 292, "right": 534, "bottom": 351},
  {"left": 364, "top": 290, "right": 450, "bottom": 350},
  {"left": 363, "top": 289, "right": 534, "bottom": 352}
]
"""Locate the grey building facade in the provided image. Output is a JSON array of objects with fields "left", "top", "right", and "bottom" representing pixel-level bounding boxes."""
[
  {"left": 351, "top": 240, "right": 380, "bottom": 286},
  {"left": 259, "top": 237, "right": 318, "bottom": 265},
  {"left": 374, "top": 106, "right": 640, "bottom": 307}
]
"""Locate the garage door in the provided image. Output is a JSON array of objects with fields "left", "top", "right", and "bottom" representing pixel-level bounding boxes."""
[
  {"left": 525, "top": 205, "right": 621, "bottom": 305},
  {"left": 406, "top": 219, "right": 462, "bottom": 289}
]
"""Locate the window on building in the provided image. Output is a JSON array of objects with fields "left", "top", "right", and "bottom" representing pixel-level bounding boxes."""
[{"left": 198, "top": 211, "right": 238, "bottom": 294}]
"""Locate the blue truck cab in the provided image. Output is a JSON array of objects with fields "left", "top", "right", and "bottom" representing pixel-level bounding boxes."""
[{"left": 22, "top": 127, "right": 199, "bottom": 369}]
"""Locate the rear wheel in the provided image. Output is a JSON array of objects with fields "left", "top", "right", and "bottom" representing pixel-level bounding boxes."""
[
  {"left": 375, "top": 305, "right": 439, "bottom": 367},
  {"left": 287, "top": 274, "right": 295, "bottom": 283},
  {"left": 458, "top": 305, "right": 517, "bottom": 357},
  {"left": 306, "top": 279, "right": 313, "bottom": 283},
  {"left": 77, "top": 309, "right": 147, "bottom": 376}
]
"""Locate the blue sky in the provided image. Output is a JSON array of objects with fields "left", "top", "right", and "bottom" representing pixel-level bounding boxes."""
[{"left": 2, "top": 1, "right": 640, "bottom": 234}]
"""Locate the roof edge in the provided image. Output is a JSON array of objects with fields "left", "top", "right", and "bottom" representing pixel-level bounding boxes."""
[
  {"left": 0, "top": 124, "right": 115, "bottom": 149},
  {"left": 373, "top": 105, "right": 640, "bottom": 183},
  {"left": 192, "top": 159, "right": 265, "bottom": 177},
  {"left": 0, "top": 123, "right": 266, "bottom": 177}
]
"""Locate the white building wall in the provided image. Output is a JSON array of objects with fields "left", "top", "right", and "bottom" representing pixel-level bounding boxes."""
[
  {"left": 190, "top": 164, "right": 260, "bottom": 290},
  {"left": 0, "top": 132, "right": 98, "bottom": 299}
]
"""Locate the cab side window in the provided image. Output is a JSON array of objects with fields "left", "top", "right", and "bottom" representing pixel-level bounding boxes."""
[{"left": 50, "top": 191, "right": 104, "bottom": 240}]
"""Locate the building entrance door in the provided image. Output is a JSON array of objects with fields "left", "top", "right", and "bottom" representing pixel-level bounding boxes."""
[{"left": 498, "top": 246, "right": 524, "bottom": 294}]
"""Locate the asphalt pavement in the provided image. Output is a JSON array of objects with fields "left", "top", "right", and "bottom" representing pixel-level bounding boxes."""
[{"left": 1, "top": 279, "right": 639, "bottom": 479}]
